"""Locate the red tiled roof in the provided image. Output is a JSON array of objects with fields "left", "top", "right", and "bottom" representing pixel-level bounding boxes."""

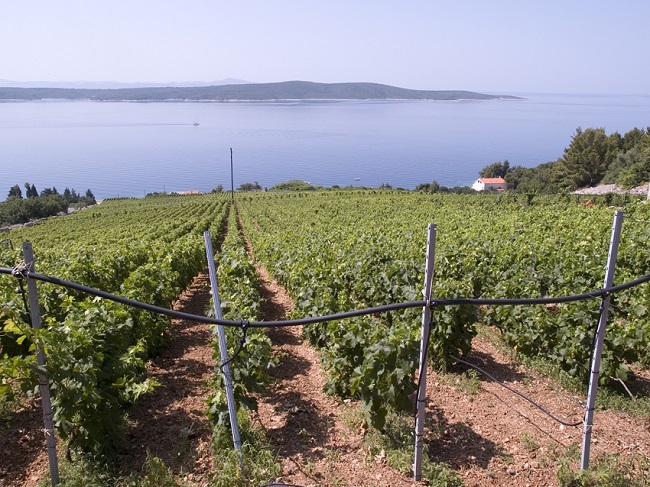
[{"left": 479, "top": 178, "right": 506, "bottom": 184}]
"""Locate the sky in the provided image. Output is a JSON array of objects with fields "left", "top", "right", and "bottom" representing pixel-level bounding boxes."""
[{"left": 1, "top": 0, "right": 649, "bottom": 95}]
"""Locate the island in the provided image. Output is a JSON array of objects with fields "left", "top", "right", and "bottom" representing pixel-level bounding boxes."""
[{"left": 0, "top": 81, "right": 520, "bottom": 102}]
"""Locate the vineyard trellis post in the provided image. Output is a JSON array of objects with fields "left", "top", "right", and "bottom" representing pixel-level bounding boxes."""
[
  {"left": 22, "top": 242, "right": 60, "bottom": 485},
  {"left": 580, "top": 210, "right": 623, "bottom": 469},
  {"left": 414, "top": 223, "right": 437, "bottom": 481},
  {"left": 203, "top": 231, "right": 242, "bottom": 456}
]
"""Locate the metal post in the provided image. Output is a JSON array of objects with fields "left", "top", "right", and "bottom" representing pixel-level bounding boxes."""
[
  {"left": 414, "top": 223, "right": 437, "bottom": 481},
  {"left": 580, "top": 210, "right": 623, "bottom": 470},
  {"left": 22, "top": 242, "right": 60, "bottom": 485},
  {"left": 203, "top": 231, "right": 242, "bottom": 454}
]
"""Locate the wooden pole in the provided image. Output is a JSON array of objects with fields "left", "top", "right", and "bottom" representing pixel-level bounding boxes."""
[{"left": 22, "top": 242, "right": 60, "bottom": 485}]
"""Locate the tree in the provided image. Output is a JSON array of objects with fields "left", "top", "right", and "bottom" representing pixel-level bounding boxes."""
[
  {"left": 24, "top": 182, "right": 38, "bottom": 198},
  {"left": 416, "top": 180, "right": 441, "bottom": 193},
  {"left": 7, "top": 184, "right": 22, "bottom": 199},
  {"left": 553, "top": 128, "right": 621, "bottom": 190},
  {"left": 270, "top": 180, "right": 317, "bottom": 192},
  {"left": 40, "top": 187, "right": 59, "bottom": 197},
  {"left": 84, "top": 189, "right": 96, "bottom": 204},
  {"left": 237, "top": 181, "right": 262, "bottom": 192},
  {"left": 479, "top": 160, "right": 510, "bottom": 179},
  {"left": 509, "top": 161, "right": 560, "bottom": 193}
]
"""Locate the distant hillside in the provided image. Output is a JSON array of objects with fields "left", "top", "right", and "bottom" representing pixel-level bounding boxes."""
[
  {"left": 0, "top": 81, "right": 519, "bottom": 102},
  {"left": 0, "top": 78, "right": 249, "bottom": 89}
]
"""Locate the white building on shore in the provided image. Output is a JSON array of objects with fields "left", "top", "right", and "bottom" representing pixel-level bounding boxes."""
[{"left": 472, "top": 177, "right": 507, "bottom": 192}]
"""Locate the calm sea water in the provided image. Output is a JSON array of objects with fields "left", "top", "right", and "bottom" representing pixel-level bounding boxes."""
[{"left": 1, "top": 93, "right": 649, "bottom": 199}]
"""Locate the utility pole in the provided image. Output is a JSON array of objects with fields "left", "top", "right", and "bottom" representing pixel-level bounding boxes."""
[{"left": 230, "top": 148, "right": 234, "bottom": 202}]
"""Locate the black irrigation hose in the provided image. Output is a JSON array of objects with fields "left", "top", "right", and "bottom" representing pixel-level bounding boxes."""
[
  {"left": 451, "top": 354, "right": 584, "bottom": 427},
  {"left": 0, "top": 265, "right": 426, "bottom": 327},
  {"left": 2, "top": 266, "right": 650, "bottom": 328}
]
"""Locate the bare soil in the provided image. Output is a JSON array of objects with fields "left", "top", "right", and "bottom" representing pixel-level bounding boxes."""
[
  {"left": 425, "top": 336, "right": 650, "bottom": 486},
  {"left": 115, "top": 273, "right": 215, "bottom": 485},
  {"left": 0, "top": 397, "right": 49, "bottom": 486},
  {"left": 250, "top": 265, "right": 417, "bottom": 487}
]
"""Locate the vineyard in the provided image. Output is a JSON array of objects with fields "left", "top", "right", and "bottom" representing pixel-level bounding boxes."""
[{"left": 1, "top": 191, "right": 650, "bottom": 485}]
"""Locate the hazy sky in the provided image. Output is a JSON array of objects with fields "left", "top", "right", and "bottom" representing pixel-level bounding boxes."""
[{"left": 2, "top": 0, "right": 648, "bottom": 95}]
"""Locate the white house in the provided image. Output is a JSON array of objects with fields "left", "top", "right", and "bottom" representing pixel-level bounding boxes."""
[{"left": 472, "top": 177, "right": 507, "bottom": 192}]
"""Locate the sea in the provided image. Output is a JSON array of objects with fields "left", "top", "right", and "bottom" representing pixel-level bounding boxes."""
[{"left": 1, "top": 93, "right": 649, "bottom": 200}]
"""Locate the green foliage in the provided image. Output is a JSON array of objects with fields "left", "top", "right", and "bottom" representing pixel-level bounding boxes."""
[
  {"left": 554, "top": 127, "right": 621, "bottom": 190},
  {"left": 269, "top": 179, "right": 319, "bottom": 192},
  {"left": 0, "top": 194, "right": 69, "bottom": 226},
  {"left": 237, "top": 192, "right": 486, "bottom": 428},
  {"left": 7, "top": 184, "right": 22, "bottom": 200},
  {"left": 236, "top": 182, "right": 262, "bottom": 192},
  {"left": 1, "top": 183, "right": 97, "bottom": 226},
  {"left": 480, "top": 160, "right": 510, "bottom": 178},
  {"left": 416, "top": 181, "right": 475, "bottom": 194},
  {"left": 556, "top": 447, "right": 650, "bottom": 487},
  {"left": 482, "top": 126, "right": 650, "bottom": 192},
  {"left": 236, "top": 190, "right": 650, "bottom": 430},
  {"left": 49, "top": 452, "right": 182, "bottom": 487}
]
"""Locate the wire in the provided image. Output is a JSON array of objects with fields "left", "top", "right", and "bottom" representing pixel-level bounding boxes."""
[
  {"left": 0, "top": 266, "right": 426, "bottom": 327},
  {"left": 220, "top": 322, "right": 249, "bottom": 372},
  {"left": 2, "top": 266, "right": 650, "bottom": 329},
  {"left": 259, "top": 482, "right": 304, "bottom": 487},
  {"left": 0, "top": 252, "right": 32, "bottom": 324},
  {"left": 450, "top": 354, "right": 584, "bottom": 427}
]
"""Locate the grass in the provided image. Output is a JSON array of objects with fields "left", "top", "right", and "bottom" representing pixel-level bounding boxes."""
[
  {"left": 520, "top": 432, "right": 539, "bottom": 452},
  {"left": 37, "top": 452, "right": 186, "bottom": 487},
  {"left": 361, "top": 410, "right": 463, "bottom": 486},
  {"left": 554, "top": 444, "right": 650, "bottom": 486},
  {"left": 446, "top": 368, "right": 481, "bottom": 397},
  {"left": 209, "top": 407, "right": 281, "bottom": 487}
]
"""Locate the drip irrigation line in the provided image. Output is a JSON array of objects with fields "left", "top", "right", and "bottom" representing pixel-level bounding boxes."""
[
  {"left": 0, "top": 265, "right": 426, "bottom": 327},
  {"left": 259, "top": 482, "right": 304, "bottom": 487},
  {"left": 2, "top": 266, "right": 650, "bottom": 329},
  {"left": 220, "top": 322, "right": 249, "bottom": 372},
  {"left": 450, "top": 354, "right": 584, "bottom": 428}
]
